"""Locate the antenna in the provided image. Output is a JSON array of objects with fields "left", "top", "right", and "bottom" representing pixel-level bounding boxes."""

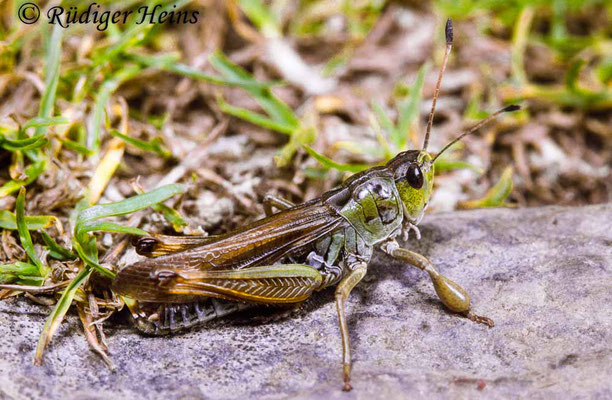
[
  {"left": 423, "top": 18, "right": 453, "bottom": 151},
  {"left": 431, "top": 105, "right": 521, "bottom": 163}
]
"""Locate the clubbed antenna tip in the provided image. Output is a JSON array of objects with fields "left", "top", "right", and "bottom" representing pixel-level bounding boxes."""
[
  {"left": 445, "top": 18, "right": 453, "bottom": 44},
  {"left": 503, "top": 104, "right": 521, "bottom": 112},
  {"left": 423, "top": 18, "right": 454, "bottom": 151}
]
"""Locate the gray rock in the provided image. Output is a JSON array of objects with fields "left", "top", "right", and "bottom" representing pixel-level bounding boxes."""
[{"left": 1, "top": 204, "right": 611, "bottom": 400}]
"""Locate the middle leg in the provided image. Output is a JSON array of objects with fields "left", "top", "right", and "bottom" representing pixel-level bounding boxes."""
[
  {"left": 263, "top": 195, "right": 295, "bottom": 216},
  {"left": 334, "top": 261, "right": 368, "bottom": 392}
]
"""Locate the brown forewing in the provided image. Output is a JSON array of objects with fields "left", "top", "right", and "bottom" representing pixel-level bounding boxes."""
[{"left": 112, "top": 200, "right": 344, "bottom": 302}]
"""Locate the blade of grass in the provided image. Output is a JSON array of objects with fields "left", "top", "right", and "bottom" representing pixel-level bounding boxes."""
[
  {"left": 0, "top": 262, "right": 39, "bottom": 275},
  {"left": 40, "top": 231, "right": 77, "bottom": 261},
  {"left": 35, "top": 25, "right": 62, "bottom": 137},
  {"left": 511, "top": 6, "right": 534, "bottom": 86},
  {"left": 77, "top": 184, "right": 185, "bottom": 223},
  {"left": 129, "top": 53, "right": 278, "bottom": 90},
  {"left": 94, "top": 0, "right": 192, "bottom": 64},
  {"left": 72, "top": 184, "right": 185, "bottom": 279},
  {"left": 78, "top": 222, "right": 148, "bottom": 237},
  {"left": 209, "top": 51, "right": 299, "bottom": 130},
  {"left": 87, "top": 66, "right": 141, "bottom": 151},
  {"left": 0, "top": 210, "right": 59, "bottom": 230},
  {"left": 16, "top": 188, "right": 49, "bottom": 278},
  {"left": 0, "top": 132, "right": 41, "bottom": 145},
  {"left": 396, "top": 63, "right": 428, "bottom": 149},
  {"left": 370, "top": 100, "right": 396, "bottom": 144},
  {"left": 434, "top": 158, "right": 483, "bottom": 174},
  {"left": 0, "top": 134, "right": 46, "bottom": 150},
  {"left": 110, "top": 130, "right": 172, "bottom": 158},
  {"left": 0, "top": 158, "right": 47, "bottom": 198},
  {"left": 217, "top": 98, "right": 295, "bottom": 134},
  {"left": 237, "top": 0, "right": 281, "bottom": 38},
  {"left": 155, "top": 205, "right": 187, "bottom": 232},
  {"left": 0, "top": 262, "right": 39, "bottom": 284},
  {"left": 565, "top": 58, "right": 585, "bottom": 93},
  {"left": 60, "top": 138, "right": 95, "bottom": 156},
  {"left": 34, "top": 267, "right": 91, "bottom": 365},
  {"left": 303, "top": 146, "right": 370, "bottom": 173},
  {"left": 2, "top": 139, "right": 48, "bottom": 152},
  {"left": 133, "top": 184, "right": 186, "bottom": 232},
  {"left": 24, "top": 116, "right": 69, "bottom": 130},
  {"left": 10, "top": 276, "right": 45, "bottom": 286},
  {"left": 458, "top": 167, "right": 514, "bottom": 209}
]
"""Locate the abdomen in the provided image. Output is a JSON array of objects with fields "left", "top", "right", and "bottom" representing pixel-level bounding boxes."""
[{"left": 130, "top": 298, "right": 253, "bottom": 335}]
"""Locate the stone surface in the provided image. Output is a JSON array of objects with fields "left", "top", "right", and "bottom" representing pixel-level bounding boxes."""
[{"left": 1, "top": 204, "right": 611, "bottom": 400}]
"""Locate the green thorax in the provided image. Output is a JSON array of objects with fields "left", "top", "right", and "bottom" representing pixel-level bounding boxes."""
[{"left": 338, "top": 174, "right": 404, "bottom": 246}]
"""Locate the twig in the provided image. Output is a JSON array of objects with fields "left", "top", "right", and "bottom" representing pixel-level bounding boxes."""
[{"left": 0, "top": 280, "right": 70, "bottom": 293}]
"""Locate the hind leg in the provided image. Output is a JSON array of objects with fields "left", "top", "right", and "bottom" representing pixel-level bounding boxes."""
[
  {"left": 153, "top": 263, "right": 323, "bottom": 304},
  {"left": 381, "top": 239, "right": 494, "bottom": 327}
]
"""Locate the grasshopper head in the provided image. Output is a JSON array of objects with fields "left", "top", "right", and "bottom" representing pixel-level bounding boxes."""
[{"left": 386, "top": 150, "right": 434, "bottom": 224}]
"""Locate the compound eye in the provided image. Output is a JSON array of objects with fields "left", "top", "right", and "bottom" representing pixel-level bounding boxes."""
[{"left": 406, "top": 164, "right": 424, "bottom": 189}]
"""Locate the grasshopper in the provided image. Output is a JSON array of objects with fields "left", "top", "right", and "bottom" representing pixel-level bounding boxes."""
[{"left": 112, "top": 19, "right": 519, "bottom": 391}]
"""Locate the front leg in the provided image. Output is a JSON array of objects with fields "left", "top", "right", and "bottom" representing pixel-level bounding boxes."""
[
  {"left": 334, "top": 261, "right": 367, "bottom": 392},
  {"left": 401, "top": 220, "right": 421, "bottom": 241},
  {"left": 381, "top": 240, "right": 493, "bottom": 327}
]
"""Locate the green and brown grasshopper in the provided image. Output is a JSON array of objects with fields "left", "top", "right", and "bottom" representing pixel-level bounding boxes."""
[{"left": 112, "top": 19, "right": 519, "bottom": 391}]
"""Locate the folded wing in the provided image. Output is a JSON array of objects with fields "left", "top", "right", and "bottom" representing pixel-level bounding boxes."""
[{"left": 113, "top": 201, "right": 343, "bottom": 302}]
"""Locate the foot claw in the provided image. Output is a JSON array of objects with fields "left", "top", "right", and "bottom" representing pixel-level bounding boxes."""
[
  {"left": 342, "top": 369, "right": 352, "bottom": 392},
  {"left": 466, "top": 312, "right": 495, "bottom": 328}
]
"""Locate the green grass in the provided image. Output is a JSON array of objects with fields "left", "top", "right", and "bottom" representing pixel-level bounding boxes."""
[
  {"left": 0, "top": 0, "right": 205, "bottom": 363},
  {"left": 209, "top": 51, "right": 319, "bottom": 166},
  {"left": 436, "top": 0, "right": 611, "bottom": 109}
]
